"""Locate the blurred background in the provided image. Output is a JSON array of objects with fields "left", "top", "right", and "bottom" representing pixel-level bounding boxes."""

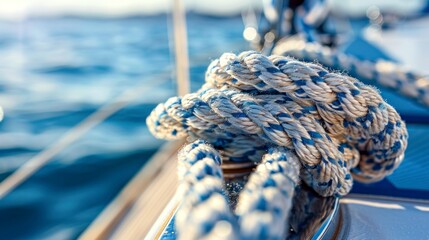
[
  {"left": 0, "top": 0, "right": 428, "bottom": 239},
  {"left": 0, "top": 1, "right": 260, "bottom": 239}
]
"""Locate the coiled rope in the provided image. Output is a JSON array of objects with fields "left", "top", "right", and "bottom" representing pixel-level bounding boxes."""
[
  {"left": 147, "top": 51, "right": 408, "bottom": 239},
  {"left": 272, "top": 37, "right": 429, "bottom": 107}
]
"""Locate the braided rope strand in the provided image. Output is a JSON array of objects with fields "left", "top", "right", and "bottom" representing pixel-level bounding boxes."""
[
  {"left": 272, "top": 37, "right": 429, "bottom": 107},
  {"left": 176, "top": 141, "right": 301, "bottom": 240},
  {"left": 176, "top": 140, "right": 239, "bottom": 240},
  {"left": 148, "top": 89, "right": 353, "bottom": 196},
  {"left": 204, "top": 51, "right": 408, "bottom": 183},
  {"left": 236, "top": 147, "right": 300, "bottom": 240}
]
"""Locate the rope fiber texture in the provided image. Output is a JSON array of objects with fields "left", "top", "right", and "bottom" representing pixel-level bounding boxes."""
[
  {"left": 273, "top": 37, "right": 429, "bottom": 107},
  {"left": 176, "top": 140, "right": 299, "bottom": 240},
  {"left": 147, "top": 51, "right": 408, "bottom": 239}
]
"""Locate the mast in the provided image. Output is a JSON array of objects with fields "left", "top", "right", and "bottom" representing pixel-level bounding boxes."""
[{"left": 172, "top": 0, "right": 190, "bottom": 96}]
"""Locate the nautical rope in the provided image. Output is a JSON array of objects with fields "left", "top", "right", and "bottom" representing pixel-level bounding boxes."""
[
  {"left": 175, "top": 140, "right": 238, "bottom": 240},
  {"left": 235, "top": 147, "right": 300, "bottom": 239},
  {"left": 272, "top": 37, "right": 429, "bottom": 107},
  {"left": 175, "top": 140, "right": 300, "bottom": 240},
  {"left": 147, "top": 51, "right": 408, "bottom": 239}
]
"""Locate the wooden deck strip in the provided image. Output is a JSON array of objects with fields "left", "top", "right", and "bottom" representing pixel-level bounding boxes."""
[
  {"left": 79, "top": 141, "right": 182, "bottom": 240},
  {"left": 110, "top": 158, "right": 177, "bottom": 239}
]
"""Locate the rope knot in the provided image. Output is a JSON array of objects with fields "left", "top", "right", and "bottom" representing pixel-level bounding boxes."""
[
  {"left": 148, "top": 51, "right": 407, "bottom": 197},
  {"left": 147, "top": 51, "right": 408, "bottom": 239}
]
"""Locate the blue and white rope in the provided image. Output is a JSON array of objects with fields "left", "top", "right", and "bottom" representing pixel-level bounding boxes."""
[
  {"left": 272, "top": 37, "right": 429, "bottom": 107},
  {"left": 204, "top": 51, "right": 408, "bottom": 183},
  {"left": 176, "top": 140, "right": 300, "bottom": 240},
  {"left": 176, "top": 140, "right": 239, "bottom": 240},
  {"left": 149, "top": 51, "right": 407, "bottom": 193},
  {"left": 236, "top": 147, "right": 300, "bottom": 239},
  {"left": 147, "top": 51, "right": 408, "bottom": 239}
]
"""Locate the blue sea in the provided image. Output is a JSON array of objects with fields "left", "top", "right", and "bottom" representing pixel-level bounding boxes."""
[{"left": 0, "top": 14, "right": 247, "bottom": 239}]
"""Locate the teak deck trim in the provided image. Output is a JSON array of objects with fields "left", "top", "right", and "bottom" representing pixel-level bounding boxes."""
[{"left": 79, "top": 140, "right": 183, "bottom": 240}]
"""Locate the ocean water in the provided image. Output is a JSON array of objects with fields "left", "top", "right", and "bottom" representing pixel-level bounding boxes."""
[{"left": 0, "top": 14, "right": 247, "bottom": 239}]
